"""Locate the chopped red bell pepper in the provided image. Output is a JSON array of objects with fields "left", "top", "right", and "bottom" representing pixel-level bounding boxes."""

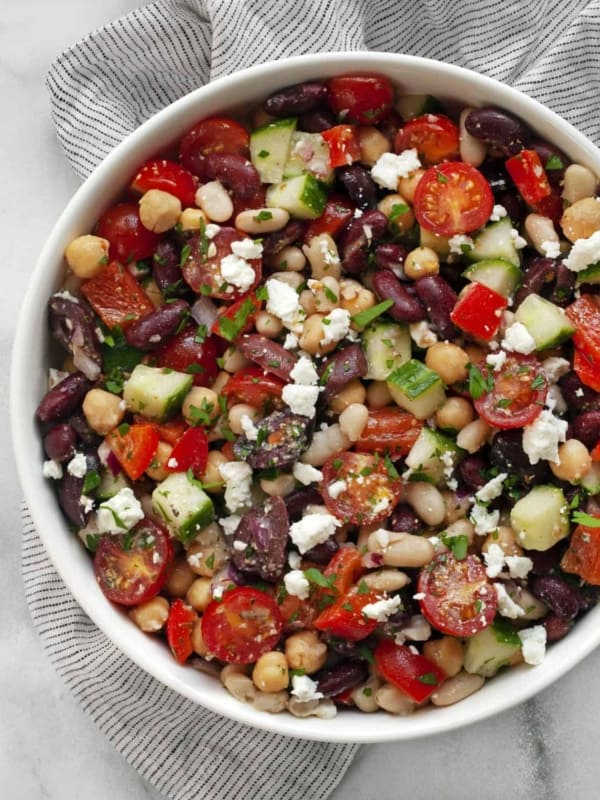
[
  {"left": 449, "top": 282, "right": 508, "bottom": 341},
  {"left": 561, "top": 519, "right": 600, "bottom": 585},
  {"left": 304, "top": 195, "right": 355, "bottom": 241},
  {"left": 374, "top": 639, "right": 446, "bottom": 704},
  {"left": 573, "top": 346, "right": 600, "bottom": 392},
  {"left": 211, "top": 291, "right": 262, "bottom": 342},
  {"left": 166, "top": 599, "right": 198, "bottom": 664},
  {"left": 106, "top": 421, "right": 160, "bottom": 480},
  {"left": 322, "top": 546, "right": 364, "bottom": 596},
  {"left": 321, "top": 125, "right": 361, "bottom": 168},
  {"left": 505, "top": 149, "right": 552, "bottom": 206},
  {"left": 591, "top": 441, "right": 600, "bottom": 462},
  {"left": 220, "top": 365, "right": 285, "bottom": 409},
  {"left": 566, "top": 294, "right": 600, "bottom": 359},
  {"left": 130, "top": 159, "right": 199, "bottom": 207},
  {"left": 81, "top": 261, "right": 154, "bottom": 329},
  {"left": 313, "top": 588, "right": 381, "bottom": 641},
  {"left": 166, "top": 426, "right": 209, "bottom": 478}
]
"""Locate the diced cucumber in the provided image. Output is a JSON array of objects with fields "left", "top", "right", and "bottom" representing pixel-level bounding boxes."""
[
  {"left": 464, "top": 622, "right": 521, "bottom": 678},
  {"left": 462, "top": 258, "right": 522, "bottom": 298},
  {"left": 510, "top": 485, "right": 570, "bottom": 551},
  {"left": 404, "top": 427, "right": 464, "bottom": 485},
  {"left": 283, "top": 132, "right": 334, "bottom": 184},
  {"left": 581, "top": 462, "right": 600, "bottom": 494},
  {"left": 420, "top": 226, "right": 451, "bottom": 259},
  {"left": 575, "top": 261, "right": 600, "bottom": 286},
  {"left": 362, "top": 319, "right": 411, "bottom": 380},
  {"left": 265, "top": 174, "right": 327, "bottom": 220},
  {"left": 387, "top": 359, "right": 446, "bottom": 420},
  {"left": 151, "top": 471, "right": 214, "bottom": 544},
  {"left": 514, "top": 293, "right": 575, "bottom": 350},
  {"left": 395, "top": 94, "right": 443, "bottom": 121},
  {"left": 467, "top": 217, "right": 520, "bottom": 268},
  {"left": 96, "top": 468, "right": 130, "bottom": 501},
  {"left": 250, "top": 117, "right": 297, "bottom": 184},
  {"left": 123, "top": 364, "right": 192, "bottom": 423}
]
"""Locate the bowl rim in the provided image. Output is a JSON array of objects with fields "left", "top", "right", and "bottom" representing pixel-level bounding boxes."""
[{"left": 11, "top": 50, "right": 600, "bottom": 743}]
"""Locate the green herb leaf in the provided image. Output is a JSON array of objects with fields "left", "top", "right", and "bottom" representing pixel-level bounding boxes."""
[
  {"left": 530, "top": 373, "right": 545, "bottom": 390},
  {"left": 468, "top": 362, "right": 494, "bottom": 400},
  {"left": 362, "top": 686, "right": 373, "bottom": 697},
  {"left": 324, "top": 286, "right": 338, "bottom": 303},
  {"left": 571, "top": 511, "right": 600, "bottom": 528},
  {"left": 194, "top": 324, "right": 208, "bottom": 344},
  {"left": 358, "top": 645, "right": 375, "bottom": 665},
  {"left": 179, "top": 243, "right": 192, "bottom": 268},
  {"left": 216, "top": 296, "right": 256, "bottom": 341},
  {"left": 357, "top": 579, "right": 369, "bottom": 595},
  {"left": 304, "top": 568, "right": 331, "bottom": 588},
  {"left": 545, "top": 154, "right": 564, "bottom": 170},
  {"left": 254, "top": 210, "right": 273, "bottom": 222},
  {"left": 82, "top": 470, "right": 101, "bottom": 494},
  {"left": 492, "top": 618, "right": 522, "bottom": 646},
  {"left": 85, "top": 533, "right": 100, "bottom": 553},
  {"left": 258, "top": 149, "right": 270, "bottom": 158},
  {"left": 255, "top": 285, "right": 269, "bottom": 301},
  {"left": 441, "top": 533, "right": 468, "bottom": 561},
  {"left": 384, "top": 454, "right": 399, "bottom": 480},
  {"left": 351, "top": 299, "right": 394, "bottom": 328},
  {"left": 417, "top": 672, "right": 439, "bottom": 685}
]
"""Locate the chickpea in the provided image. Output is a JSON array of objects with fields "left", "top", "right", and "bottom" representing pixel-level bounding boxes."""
[
  {"left": 299, "top": 288, "right": 317, "bottom": 316},
  {"left": 561, "top": 196, "right": 600, "bottom": 242},
  {"left": 398, "top": 168, "right": 425, "bottom": 204},
  {"left": 425, "top": 342, "right": 469, "bottom": 384},
  {"left": 164, "top": 556, "right": 196, "bottom": 597},
  {"left": 456, "top": 418, "right": 492, "bottom": 453},
  {"left": 260, "top": 473, "right": 296, "bottom": 497},
  {"left": 200, "top": 450, "right": 228, "bottom": 493},
  {"left": 182, "top": 386, "right": 220, "bottom": 427},
  {"left": 299, "top": 313, "right": 335, "bottom": 356},
  {"left": 128, "top": 596, "right": 170, "bottom": 633},
  {"left": 211, "top": 370, "right": 231, "bottom": 396},
  {"left": 186, "top": 577, "right": 213, "bottom": 613},
  {"left": 82, "top": 388, "right": 125, "bottom": 435},
  {"left": 139, "top": 189, "right": 181, "bottom": 233},
  {"left": 143, "top": 277, "right": 163, "bottom": 309},
  {"left": 339, "top": 402, "right": 369, "bottom": 441},
  {"left": 64, "top": 234, "right": 109, "bottom": 279},
  {"left": 268, "top": 244, "right": 306, "bottom": 272},
  {"left": 339, "top": 278, "right": 376, "bottom": 318},
  {"left": 284, "top": 631, "right": 328, "bottom": 674},
  {"left": 179, "top": 207, "right": 207, "bottom": 231},
  {"left": 255, "top": 310, "right": 283, "bottom": 338},
  {"left": 404, "top": 246, "right": 440, "bottom": 280},
  {"left": 435, "top": 397, "right": 474, "bottom": 431},
  {"left": 191, "top": 618, "right": 209, "bottom": 657},
  {"left": 366, "top": 380, "right": 392, "bottom": 409},
  {"left": 221, "top": 345, "right": 250, "bottom": 373},
  {"left": 145, "top": 440, "right": 174, "bottom": 481},
  {"left": 329, "top": 379, "right": 367, "bottom": 414},
  {"left": 482, "top": 525, "right": 522, "bottom": 557},
  {"left": 562, "top": 164, "right": 598, "bottom": 205},
  {"left": 186, "top": 522, "right": 227, "bottom": 576},
  {"left": 423, "top": 636, "right": 465, "bottom": 677},
  {"left": 358, "top": 125, "right": 391, "bottom": 166},
  {"left": 377, "top": 192, "right": 415, "bottom": 235},
  {"left": 550, "top": 439, "right": 592, "bottom": 483},
  {"left": 270, "top": 270, "right": 304, "bottom": 290},
  {"left": 309, "top": 276, "right": 340, "bottom": 314},
  {"left": 228, "top": 403, "right": 259, "bottom": 436},
  {"left": 463, "top": 343, "right": 486, "bottom": 364},
  {"left": 252, "top": 651, "right": 289, "bottom": 693}
]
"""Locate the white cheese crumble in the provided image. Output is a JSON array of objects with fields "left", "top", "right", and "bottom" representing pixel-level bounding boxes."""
[
  {"left": 79, "top": 494, "right": 95, "bottom": 514},
  {"left": 289, "top": 512, "right": 340, "bottom": 554},
  {"left": 232, "top": 539, "right": 247, "bottom": 552},
  {"left": 96, "top": 488, "right": 144, "bottom": 535},
  {"left": 265, "top": 278, "right": 302, "bottom": 325},
  {"left": 42, "top": 459, "right": 63, "bottom": 480},
  {"left": 205, "top": 223, "right": 220, "bottom": 238},
  {"left": 562, "top": 229, "right": 600, "bottom": 272},
  {"left": 542, "top": 356, "right": 570, "bottom": 383},
  {"left": 409, "top": 320, "right": 438, "bottom": 348},
  {"left": 167, "top": 458, "right": 179, "bottom": 469},
  {"left": 522, "top": 409, "right": 568, "bottom": 464},
  {"left": 219, "top": 515, "right": 241, "bottom": 538},
  {"left": 240, "top": 414, "right": 259, "bottom": 441},
  {"left": 67, "top": 452, "right": 88, "bottom": 478},
  {"left": 448, "top": 234, "right": 474, "bottom": 255},
  {"left": 292, "top": 462, "right": 323, "bottom": 485},
  {"left": 218, "top": 461, "right": 253, "bottom": 512},
  {"left": 230, "top": 238, "right": 263, "bottom": 261},
  {"left": 540, "top": 239, "right": 561, "bottom": 259},
  {"left": 318, "top": 237, "right": 340, "bottom": 266},
  {"left": 475, "top": 472, "right": 507, "bottom": 504},
  {"left": 327, "top": 479, "right": 347, "bottom": 500},
  {"left": 371, "top": 496, "right": 390, "bottom": 516},
  {"left": 320, "top": 308, "right": 351, "bottom": 346},
  {"left": 283, "top": 332, "right": 299, "bottom": 350},
  {"left": 546, "top": 384, "right": 567, "bottom": 414},
  {"left": 510, "top": 228, "right": 527, "bottom": 249},
  {"left": 490, "top": 204, "right": 508, "bottom": 222},
  {"left": 470, "top": 503, "right": 500, "bottom": 536},
  {"left": 486, "top": 350, "right": 507, "bottom": 371},
  {"left": 284, "top": 569, "right": 310, "bottom": 600},
  {"left": 362, "top": 594, "right": 402, "bottom": 622},
  {"left": 288, "top": 550, "right": 302, "bottom": 570},
  {"left": 484, "top": 544, "right": 507, "bottom": 578},
  {"left": 371, "top": 149, "right": 421, "bottom": 189},
  {"left": 219, "top": 253, "right": 256, "bottom": 292},
  {"left": 505, "top": 554, "right": 534, "bottom": 580},
  {"left": 518, "top": 625, "right": 547, "bottom": 665},
  {"left": 291, "top": 674, "right": 323, "bottom": 702},
  {"left": 53, "top": 289, "right": 80, "bottom": 303},
  {"left": 282, "top": 384, "right": 321, "bottom": 418},
  {"left": 290, "top": 356, "right": 319, "bottom": 386},
  {"left": 494, "top": 582, "right": 525, "bottom": 619},
  {"left": 501, "top": 322, "right": 536, "bottom": 354},
  {"left": 484, "top": 542, "right": 532, "bottom": 580}
]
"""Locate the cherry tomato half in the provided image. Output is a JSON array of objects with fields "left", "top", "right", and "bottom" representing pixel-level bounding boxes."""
[
  {"left": 166, "top": 426, "right": 209, "bottom": 478},
  {"left": 130, "top": 159, "right": 199, "bottom": 207},
  {"left": 304, "top": 194, "right": 355, "bottom": 241},
  {"left": 561, "top": 518, "right": 600, "bottom": 585},
  {"left": 179, "top": 116, "right": 250, "bottom": 178},
  {"left": 374, "top": 639, "right": 446, "bottom": 704},
  {"left": 106, "top": 421, "right": 160, "bottom": 480},
  {"left": 166, "top": 599, "right": 198, "bottom": 664},
  {"left": 394, "top": 114, "right": 460, "bottom": 166},
  {"left": 93, "top": 518, "right": 173, "bottom": 606},
  {"left": 417, "top": 553, "right": 497, "bottom": 638},
  {"left": 96, "top": 202, "right": 161, "bottom": 263},
  {"left": 153, "top": 324, "right": 220, "bottom": 387},
  {"left": 473, "top": 353, "right": 547, "bottom": 429},
  {"left": 355, "top": 408, "right": 422, "bottom": 458},
  {"left": 221, "top": 365, "right": 285, "bottom": 410},
  {"left": 201, "top": 586, "right": 283, "bottom": 664},
  {"left": 320, "top": 451, "right": 403, "bottom": 525},
  {"left": 413, "top": 162, "right": 494, "bottom": 236},
  {"left": 313, "top": 587, "right": 381, "bottom": 641},
  {"left": 327, "top": 74, "right": 394, "bottom": 125}
]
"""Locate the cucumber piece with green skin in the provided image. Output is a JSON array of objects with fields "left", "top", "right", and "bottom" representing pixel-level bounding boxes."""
[
  {"left": 283, "top": 132, "right": 334, "bottom": 184},
  {"left": 362, "top": 319, "right": 411, "bottom": 380},
  {"left": 462, "top": 258, "right": 522, "bottom": 298},
  {"left": 250, "top": 117, "right": 297, "bottom": 184},
  {"left": 420, "top": 226, "right": 451, "bottom": 258},
  {"left": 265, "top": 174, "right": 328, "bottom": 219},
  {"left": 514, "top": 293, "right": 575, "bottom": 349},
  {"left": 151, "top": 471, "right": 214, "bottom": 544},
  {"left": 467, "top": 217, "right": 520, "bottom": 268},
  {"left": 404, "top": 426, "right": 464, "bottom": 485},
  {"left": 510, "top": 485, "right": 570, "bottom": 551},
  {"left": 387, "top": 359, "right": 446, "bottom": 420},
  {"left": 96, "top": 468, "right": 130, "bottom": 501},
  {"left": 123, "top": 364, "right": 193, "bottom": 423},
  {"left": 581, "top": 462, "right": 600, "bottom": 494},
  {"left": 464, "top": 622, "right": 521, "bottom": 678},
  {"left": 395, "top": 94, "right": 443, "bottom": 120},
  {"left": 575, "top": 261, "right": 600, "bottom": 285}
]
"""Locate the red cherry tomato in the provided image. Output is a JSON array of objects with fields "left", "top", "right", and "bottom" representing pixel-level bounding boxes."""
[
  {"left": 181, "top": 226, "right": 262, "bottom": 300},
  {"left": 166, "top": 599, "right": 198, "bottom": 664},
  {"left": 211, "top": 291, "right": 262, "bottom": 342},
  {"left": 573, "top": 346, "right": 600, "bottom": 392},
  {"left": 473, "top": 353, "right": 548, "bottom": 429},
  {"left": 305, "top": 194, "right": 355, "bottom": 241},
  {"left": 93, "top": 518, "right": 173, "bottom": 607},
  {"left": 153, "top": 416, "right": 189, "bottom": 445},
  {"left": 320, "top": 451, "right": 403, "bottom": 525},
  {"left": 505, "top": 149, "right": 552, "bottom": 206},
  {"left": 313, "top": 588, "right": 381, "bottom": 641},
  {"left": 277, "top": 592, "right": 318, "bottom": 632},
  {"left": 321, "top": 125, "right": 361, "bottom": 168},
  {"left": 374, "top": 639, "right": 446, "bottom": 704},
  {"left": 106, "top": 422, "right": 160, "bottom": 480},
  {"left": 130, "top": 159, "right": 199, "bottom": 207},
  {"left": 450, "top": 282, "right": 508, "bottom": 341},
  {"left": 201, "top": 586, "right": 283, "bottom": 664},
  {"left": 413, "top": 162, "right": 494, "bottom": 236},
  {"left": 179, "top": 116, "right": 250, "bottom": 178},
  {"left": 153, "top": 325, "right": 219, "bottom": 387},
  {"left": 566, "top": 294, "right": 600, "bottom": 361},
  {"left": 81, "top": 261, "right": 155, "bottom": 329},
  {"left": 166, "top": 426, "right": 209, "bottom": 477},
  {"left": 221, "top": 365, "right": 285, "bottom": 409},
  {"left": 96, "top": 202, "right": 161, "bottom": 263},
  {"left": 561, "top": 519, "right": 600, "bottom": 585},
  {"left": 355, "top": 408, "right": 422, "bottom": 458},
  {"left": 323, "top": 545, "right": 364, "bottom": 596},
  {"left": 327, "top": 74, "right": 394, "bottom": 125},
  {"left": 394, "top": 114, "right": 460, "bottom": 166},
  {"left": 417, "top": 554, "right": 498, "bottom": 638}
]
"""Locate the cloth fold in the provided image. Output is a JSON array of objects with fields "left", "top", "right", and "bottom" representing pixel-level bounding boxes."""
[{"left": 25, "top": 1, "right": 600, "bottom": 798}]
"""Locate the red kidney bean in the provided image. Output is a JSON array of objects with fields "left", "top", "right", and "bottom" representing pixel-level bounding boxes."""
[
  {"left": 263, "top": 82, "right": 327, "bottom": 117},
  {"left": 372, "top": 269, "right": 425, "bottom": 323},
  {"left": 321, "top": 343, "right": 368, "bottom": 401},
  {"left": 559, "top": 372, "right": 600, "bottom": 412},
  {"left": 152, "top": 239, "right": 186, "bottom": 297},
  {"left": 495, "top": 190, "right": 525, "bottom": 227},
  {"left": 530, "top": 138, "right": 569, "bottom": 189},
  {"left": 573, "top": 410, "right": 600, "bottom": 449},
  {"left": 464, "top": 107, "right": 530, "bottom": 155},
  {"left": 36, "top": 372, "right": 92, "bottom": 423},
  {"left": 303, "top": 537, "right": 339, "bottom": 564},
  {"left": 548, "top": 263, "right": 575, "bottom": 307},
  {"left": 544, "top": 613, "right": 573, "bottom": 642},
  {"left": 388, "top": 503, "right": 423, "bottom": 534},
  {"left": 68, "top": 411, "right": 100, "bottom": 446},
  {"left": 513, "top": 256, "right": 556, "bottom": 309},
  {"left": 262, "top": 220, "right": 307, "bottom": 258},
  {"left": 299, "top": 107, "right": 337, "bottom": 133},
  {"left": 124, "top": 299, "right": 189, "bottom": 351},
  {"left": 284, "top": 487, "right": 323, "bottom": 520},
  {"left": 375, "top": 242, "right": 409, "bottom": 278},
  {"left": 237, "top": 334, "right": 298, "bottom": 381},
  {"left": 337, "top": 165, "right": 378, "bottom": 209},
  {"left": 490, "top": 429, "right": 550, "bottom": 485},
  {"left": 528, "top": 541, "right": 566, "bottom": 576},
  {"left": 530, "top": 575, "right": 581, "bottom": 621},
  {"left": 414, "top": 275, "right": 457, "bottom": 339},
  {"left": 59, "top": 473, "right": 88, "bottom": 528},
  {"left": 458, "top": 454, "right": 488, "bottom": 490},
  {"left": 204, "top": 153, "right": 261, "bottom": 199},
  {"left": 44, "top": 424, "right": 76, "bottom": 462},
  {"left": 315, "top": 660, "right": 369, "bottom": 698},
  {"left": 339, "top": 210, "right": 388, "bottom": 274}
]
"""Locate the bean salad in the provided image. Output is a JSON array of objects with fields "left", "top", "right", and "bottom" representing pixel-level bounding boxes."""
[{"left": 37, "top": 73, "right": 600, "bottom": 719}]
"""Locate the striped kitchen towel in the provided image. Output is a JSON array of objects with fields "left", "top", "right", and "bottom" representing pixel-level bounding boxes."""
[{"left": 27, "top": 2, "right": 600, "bottom": 799}]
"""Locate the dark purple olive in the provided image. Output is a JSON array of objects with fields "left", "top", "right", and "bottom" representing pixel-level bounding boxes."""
[
  {"left": 528, "top": 541, "right": 566, "bottom": 575},
  {"left": 479, "top": 158, "right": 511, "bottom": 193},
  {"left": 262, "top": 220, "right": 307, "bottom": 258},
  {"left": 43, "top": 424, "right": 76, "bottom": 462},
  {"left": 573, "top": 410, "right": 600, "bottom": 449},
  {"left": 234, "top": 411, "right": 312, "bottom": 470},
  {"left": 559, "top": 371, "right": 600, "bottom": 412},
  {"left": 230, "top": 496, "right": 288, "bottom": 582},
  {"left": 495, "top": 190, "right": 525, "bottom": 228},
  {"left": 284, "top": 487, "right": 323, "bottom": 519},
  {"left": 337, "top": 165, "right": 378, "bottom": 210},
  {"left": 459, "top": 454, "right": 488, "bottom": 490},
  {"left": 36, "top": 372, "right": 92, "bottom": 423},
  {"left": 315, "top": 660, "right": 369, "bottom": 698},
  {"left": 124, "top": 299, "right": 189, "bottom": 351},
  {"left": 414, "top": 275, "right": 458, "bottom": 339},
  {"left": 68, "top": 411, "right": 100, "bottom": 446},
  {"left": 513, "top": 256, "right": 556, "bottom": 309},
  {"left": 303, "top": 537, "right": 339, "bottom": 564},
  {"left": 544, "top": 613, "right": 573, "bottom": 642},
  {"left": 152, "top": 239, "right": 185, "bottom": 297},
  {"left": 48, "top": 293, "right": 102, "bottom": 381},
  {"left": 375, "top": 242, "right": 409, "bottom": 278},
  {"left": 323, "top": 633, "right": 377, "bottom": 659},
  {"left": 530, "top": 575, "right": 581, "bottom": 621},
  {"left": 490, "top": 429, "right": 550, "bottom": 484},
  {"left": 205, "top": 153, "right": 261, "bottom": 199},
  {"left": 548, "top": 263, "right": 575, "bottom": 307},
  {"left": 379, "top": 609, "right": 413, "bottom": 639},
  {"left": 465, "top": 107, "right": 530, "bottom": 155},
  {"left": 263, "top": 82, "right": 327, "bottom": 116},
  {"left": 372, "top": 269, "right": 425, "bottom": 323},
  {"left": 388, "top": 503, "right": 423, "bottom": 534},
  {"left": 189, "top": 656, "right": 222, "bottom": 676},
  {"left": 339, "top": 210, "right": 388, "bottom": 274},
  {"left": 299, "top": 107, "right": 337, "bottom": 132},
  {"left": 530, "top": 138, "right": 569, "bottom": 188},
  {"left": 58, "top": 473, "right": 88, "bottom": 528},
  {"left": 237, "top": 334, "right": 298, "bottom": 381},
  {"left": 321, "top": 344, "right": 368, "bottom": 401}
]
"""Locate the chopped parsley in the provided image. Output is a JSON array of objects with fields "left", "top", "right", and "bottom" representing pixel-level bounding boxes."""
[
  {"left": 571, "top": 511, "right": 600, "bottom": 528},
  {"left": 467, "top": 362, "right": 494, "bottom": 400},
  {"left": 351, "top": 299, "right": 394, "bottom": 328}
]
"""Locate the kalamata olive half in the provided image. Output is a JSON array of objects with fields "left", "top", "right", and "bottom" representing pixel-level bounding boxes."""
[
  {"left": 233, "top": 411, "right": 312, "bottom": 469},
  {"left": 230, "top": 496, "right": 289, "bottom": 582}
]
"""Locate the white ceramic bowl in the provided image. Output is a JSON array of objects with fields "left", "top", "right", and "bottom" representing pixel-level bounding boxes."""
[{"left": 11, "top": 52, "right": 600, "bottom": 743}]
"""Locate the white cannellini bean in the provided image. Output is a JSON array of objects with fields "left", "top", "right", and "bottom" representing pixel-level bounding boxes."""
[
  {"left": 381, "top": 533, "right": 435, "bottom": 568},
  {"left": 456, "top": 418, "right": 492, "bottom": 453},
  {"left": 195, "top": 180, "right": 234, "bottom": 222},
  {"left": 235, "top": 207, "right": 290, "bottom": 234},
  {"left": 302, "top": 233, "right": 342, "bottom": 280},
  {"left": 376, "top": 684, "right": 415, "bottom": 715},
  {"left": 404, "top": 482, "right": 446, "bottom": 526},
  {"left": 524, "top": 213, "right": 559, "bottom": 255},
  {"left": 300, "top": 424, "right": 351, "bottom": 466},
  {"left": 430, "top": 671, "right": 485, "bottom": 707},
  {"left": 562, "top": 163, "right": 598, "bottom": 204},
  {"left": 338, "top": 403, "right": 369, "bottom": 442}
]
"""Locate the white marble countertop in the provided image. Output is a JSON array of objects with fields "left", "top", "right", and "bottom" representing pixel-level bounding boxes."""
[{"left": 3, "top": 2, "right": 600, "bottom": 798}]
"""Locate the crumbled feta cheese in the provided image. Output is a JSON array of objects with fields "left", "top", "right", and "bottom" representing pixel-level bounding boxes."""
[
  {"left": 283, "top": 332, "right": 299, "bottom": 350},
  {"left": 167, "top": 458, "right": 179, "bottom": 469},
  {"left": 371, "top": 495, "right": 391, "bottom": 516},
  {"left": 205, "top": 223, "right": 220, "bottom": 238},
  {"left": 96, "top": 488, "right": 144, "bottom": 534},
  {"left": 371, "top": 149, "right": 421, "bottom": 189},
  {"left": 43, "top": 459, "right": 63, "bottom": 480},
  {"left": 265, "top": 278, "right": 303, "bottom": 326},
  {"left": 327, "top": 479, "right": 347, "bottom": 500},
  {"left": 409, "top": 320, "right": 438, "bottom": 348},
  {"left": 486, "top": 350, "right": 507, "bottom": 371},
  {"left": 542, "top": 356, "right": 570, "bottom": 383},
  {"left": 413, "top": 592, "right": 426, "bottom": 601},
  {"left": 440, "top": 450, "right": 455, "bottom": 483},
  {"left": 362, "top": 594, "right": 402, "bottom": 622},
  {"left": 484, "top": 543, "right": 508, "bottom": 578},
  {"left": 318, "top": 237, "right": 340, "bottom": 266},
  {"left": 546, "top": 384, "right": 567, "bottom": 414},
  {"left": 575, "top": 387, "right": 584, "bottom": 398},
  {"left": 284, "top": 569, "right": 310, "bottom": 599},
  {"left": 219, "top": 515, "right": 241, "bottom": 538},
  {"left": 290, "top": 356, "right": 319, "bottom": 386},
  {"left": 232, "top": 539, "right": 247, "bottom": 552},
  {"left": 394, "top": 614, "right": 432, "bottom": 644},
  {"left": 502, "top": 322, "right": 536, "bottom": 354},
  {"left": 53, "top": 289, "right": 80, "bottom": 303},
  {"left": 207, "top": 242, "right": 217, "bottom": 258},
  {"left": 562, "top": 229, "right": 600, "bottom": 272},
  {"left": 505, "top": 554, "right": 533, "bottom": 580},
  {"left": 282, "top": 384, "right": 321, "bottom": 418},
  {"left": 219, "top": 253, "right": 256, "bottom": 292},
  {"left": 320, "top": 308, "right": 351, "bottom": 346},
  {"left": 289, "top": 512, "right": 340, "bottom": 553},
  {"left": 510, "top": 228, "right": 527, "bottom": 249},
  {"left": 79, "top": 494, "right": 95, "bottom": 514},
  {"left": 67, "top": 452, "right": 88, "bottom": 478},
  {"left": 470, "top": 503, "right": 500, "bottom": 536},
  {"left": 495, "top": 582, "right": 525, "bottom": 619},
  {"left": 240, "top": 414, "right": 259, "bottom": 441},
  {"left": 518, "top": 625, "right": 547, "bottom": 665},
  {"left": 522, "top": 409, "right": 568, "bottom": 464},
  {"left": 448, "top": 234, "right": 474, "bottom": 254},
  {"left": 288, "top": 550, "right": 302, "bottom": 570},
  {"left": 291, "top": 674, "right": 324, "bottom": 702},
  {"left": 353, "top": 207, "right": 363, "bottom": 218},
  {"left": 218, "top": 461, "right": 253, "bottom": 512},
  {"left": 230, "top": 238, "right": 263, "bottom": 261},
  {"left": 490, "top": 204, "right": 508, "bottom": 222},
  {"left": 292, "top": 462, "right": 323, "bottom": 485},
  {"left": 475, "top": 472, "right": 507, "bottom": 504},
  {"left": 540, "top": 239, "right": 561, "bottom": 259}
]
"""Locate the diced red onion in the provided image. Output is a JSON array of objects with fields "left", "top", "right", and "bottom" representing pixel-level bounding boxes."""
[{"left": 191, "top": 296, "right": 219, "bottom": 330}]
